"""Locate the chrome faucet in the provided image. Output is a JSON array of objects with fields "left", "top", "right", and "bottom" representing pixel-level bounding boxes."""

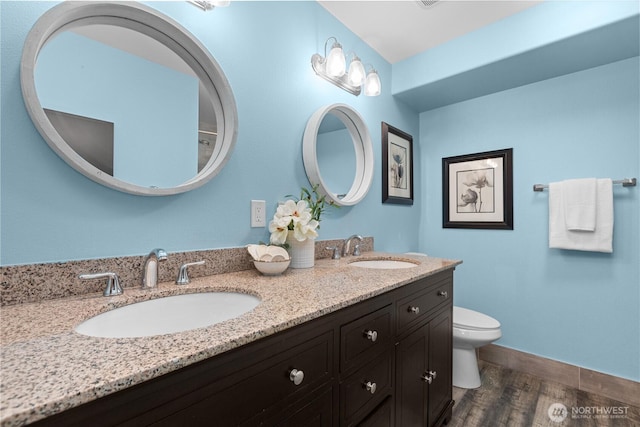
[
  {"left": 342, "top": 235, "right": 363, "bottom": 257},
  {"left": 142, "top": 248, "right": 168, "bottom": 289}
]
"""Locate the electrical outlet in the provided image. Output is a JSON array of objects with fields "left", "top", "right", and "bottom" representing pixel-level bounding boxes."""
[{"left": 251, "top": 200, "right": 266, "bottom": 228}]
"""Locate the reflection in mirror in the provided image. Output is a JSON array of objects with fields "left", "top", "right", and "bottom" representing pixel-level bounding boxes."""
[
  {"left": 36, "top": 25, "right": 211, "bottom": 189},
  {"left": 315, "top": 112, "right": 356, "bottom": 200},
  {"left": 44, "top": 109, "right": 115, "bottom": 176},
  {"left": 302, "top": 104, "right": 374, "bottom": 207},
  {"left": 21, "top": 2, "right": 237, "bottom": 195}
]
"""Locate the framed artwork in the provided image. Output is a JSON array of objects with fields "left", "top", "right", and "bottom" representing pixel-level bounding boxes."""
[
  {"left": 382, "top": 122, "right": 413, "bottom": 205},
  {"left": 442, "top": 148, "right": 513, "bottom": 229}
]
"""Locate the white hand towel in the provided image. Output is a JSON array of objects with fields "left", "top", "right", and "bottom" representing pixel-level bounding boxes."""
[
  {"left": 563, "top": 178, "right": 597, "bottom": 231},
  {"left": 549, "top": 178, "right": 613, "bottom": 253}
]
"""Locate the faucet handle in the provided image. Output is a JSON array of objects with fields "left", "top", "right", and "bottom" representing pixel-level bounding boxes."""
[
  {"left": 326, "top": 246, "right": 341, "bottom": 260},
  {"left": 80, "top": 272, "right": 123, "bottom": 297},
  {"left": 176, "top": 260, "right": 205, "bottom": 285},
  {"left": 353, "top": 244, "right": 361, "bottom": 256}
]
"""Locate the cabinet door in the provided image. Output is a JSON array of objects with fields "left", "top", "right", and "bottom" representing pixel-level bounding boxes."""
[
  {"left": 427, "top": 308, "right": 453, "bottom": 427},
  {"left": 395, "top": 323, "right": 428, "bottom": 427}
]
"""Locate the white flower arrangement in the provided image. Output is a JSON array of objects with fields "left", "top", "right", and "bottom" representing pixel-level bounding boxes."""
[
  {"left": 268, "top": 186, "right": 334, "bottom": 245},
  {"left": 269, "top": 199, "right": 319, "bottom": 245}
]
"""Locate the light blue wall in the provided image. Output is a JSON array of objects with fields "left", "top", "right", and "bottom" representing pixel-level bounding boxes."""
[
  {"left": 393, "top": 1, "right": 639, "bottom": 112},
  {"left": 394, "top": 0, "right": 639, "bottom": 94},
  {"left": 420, "top": 57, "right": 640, "bottom": 381},
  {"left": 2, "top": 0, "right": 638, "bottom": 383},
  {"left": 0, "top": 1, "right": 420, "bottom": 265},
  {"left": 36, "top": 31, "right": 198, "bottom": 187}
]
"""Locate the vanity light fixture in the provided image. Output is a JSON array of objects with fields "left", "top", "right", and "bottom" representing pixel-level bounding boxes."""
[
  {"left": 311, "top": 37, "right": 381, "bottom": 97},
  {"left": 188, "top": 0, "right": 230, "bottom": 11}
]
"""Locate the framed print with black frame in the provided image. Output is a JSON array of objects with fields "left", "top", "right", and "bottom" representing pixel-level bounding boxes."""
[
  {"left": 442, "top": 148, "right": 513, "bottom": 229},
  {"left": 382, "top": 122, "right": 413, "bottom": 205}
]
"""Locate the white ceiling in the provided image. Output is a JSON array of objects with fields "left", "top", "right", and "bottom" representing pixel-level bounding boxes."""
[{"left": 318, "top": 0, "right": 544, "bottom": 64}]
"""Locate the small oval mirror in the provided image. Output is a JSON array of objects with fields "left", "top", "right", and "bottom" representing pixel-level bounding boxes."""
[
  {"left": 302, "top": 104, "right": 374, "bottom": 206},
  {"left": 21, "top": 2, "right": 238, "bottom": 196}
]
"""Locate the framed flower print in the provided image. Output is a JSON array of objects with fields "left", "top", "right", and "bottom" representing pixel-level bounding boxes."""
[
  {"left": 443, "top": 148, "right": 513, "bottom": 229},
  {"left": 382, "top": 122, "right": 413, "bottom": 205}
]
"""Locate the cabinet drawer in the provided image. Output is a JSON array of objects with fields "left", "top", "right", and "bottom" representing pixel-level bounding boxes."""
[
  {"left": 341, "top": 304, "right": 393, "bottom": 372},
  {"left": 358, "top": 396, "right": 393, "bottom": 427},
  {"left": 272, "top": 386, "right": 335, "bottom": 427},
  {"left": 151, "top": 330, "right": 334, "bottom": 426},
  {"left": 397, "top": 280, "right": 452, "bottom": 333},
  {"left": 341, "top": 351, "right": 393, "bottom": 425}
]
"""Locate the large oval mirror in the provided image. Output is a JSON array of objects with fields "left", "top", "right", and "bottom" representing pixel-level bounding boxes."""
[
  {"left": 302, "top": 104, "right": 374, "bottom": 206},
  {"left": 21, "top": 1, "right": 238, "bottom": 196}
]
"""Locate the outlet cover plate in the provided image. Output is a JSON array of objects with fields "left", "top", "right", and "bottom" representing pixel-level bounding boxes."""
[{"left": 251, "top": 200, "right": 266, "bottom": 228}]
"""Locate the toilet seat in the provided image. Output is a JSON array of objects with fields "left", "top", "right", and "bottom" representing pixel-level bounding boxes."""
[{"left": 453, "top": 306, "right": 500, "bottom": 331}]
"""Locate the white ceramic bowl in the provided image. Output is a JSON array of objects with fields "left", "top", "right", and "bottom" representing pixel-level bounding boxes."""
[
  {"left": 247, "top": 244, "right": 290, "bottom": 262},
  {"left": 253, "top": 259, "right": 290, "bottom": 276}
]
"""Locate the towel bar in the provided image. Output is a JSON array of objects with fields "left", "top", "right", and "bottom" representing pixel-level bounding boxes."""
[{"left": 533, "top": 178, "right": 636, "bottom": 192}]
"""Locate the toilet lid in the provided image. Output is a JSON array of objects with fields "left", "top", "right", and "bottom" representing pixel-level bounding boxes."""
[{"left": 453, "top": 306, "right": 501, "bottom": 330}]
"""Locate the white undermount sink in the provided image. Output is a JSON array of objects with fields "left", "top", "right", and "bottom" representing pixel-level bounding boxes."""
[
  {"left": 348, "top": 258, "right": 419, "bottom": 269},
  {"left": 75, "top": 292, "right": 261, "bottom": 338}
]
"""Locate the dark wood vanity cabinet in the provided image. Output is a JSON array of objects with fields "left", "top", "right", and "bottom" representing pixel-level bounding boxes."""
[{"left": 33, "top": 270, "right": 454, "bottom": 427}]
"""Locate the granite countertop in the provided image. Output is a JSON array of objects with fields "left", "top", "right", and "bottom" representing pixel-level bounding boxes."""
[{"left": 0, "top": 252, "right": 461, "bottom": 426}]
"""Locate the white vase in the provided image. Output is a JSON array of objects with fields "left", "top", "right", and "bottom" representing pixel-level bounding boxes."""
[{"left": 286, "top": 231, "right": 315, "bottom": 269}]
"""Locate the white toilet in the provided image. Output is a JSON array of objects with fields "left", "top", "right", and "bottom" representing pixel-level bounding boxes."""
[{"left": 452, "top": 306, "right": 502, "bottom": 389}]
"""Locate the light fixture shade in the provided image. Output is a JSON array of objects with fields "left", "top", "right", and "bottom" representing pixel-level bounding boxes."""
[
  {"left": 347, "top": 57, "right": 366, "bottom": 86},
  {"left": 189, "top": 0, "right": 215, "bottom": 10},
  {"left": 364, "top": 69, "right": 381, "bottom": 96},
  {"left": 326, "top": 42, "right": 346, "bottom": 77}
]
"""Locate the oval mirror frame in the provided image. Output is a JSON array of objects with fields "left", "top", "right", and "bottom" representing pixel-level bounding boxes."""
[
  {"left": 303, "top": 104, "right": 374, "bottom": 206},
  {"left": 21, "top": 1, "right": 238, "bottom": 196}
]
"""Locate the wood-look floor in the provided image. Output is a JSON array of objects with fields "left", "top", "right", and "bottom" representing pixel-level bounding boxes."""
[{"left": 449, "top": 361, "right": 640, "bottom": 427}]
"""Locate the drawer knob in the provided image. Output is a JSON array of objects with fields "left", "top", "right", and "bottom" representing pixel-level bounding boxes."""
[
  {"left": 409, "top": 306, "right": 420, "bottom": 314},
  {"left": 289, "top": 369, "right": 304, "bottom": 386},
  {"left": 364, "top": 330, "right": 378, "bottom": 342},
  {"left": 421, "top": 372, "right": 433, "bottom": 384},
  {"left": 364, "top": 381, "right": 377, "bottom": 394},
  {"left": 437, "top": 290, "right": 448, "bottom": 298},
  {"left": 421, "top": 370, "right": 437, "bottom": 384}
]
